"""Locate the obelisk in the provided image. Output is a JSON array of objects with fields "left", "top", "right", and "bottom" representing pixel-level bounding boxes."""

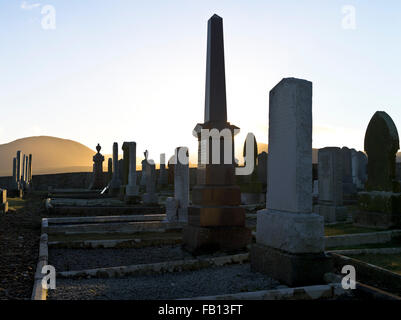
[
  {"left": 110, "top": 142, "right": 122, "bottom": 196},
  {"left": 183, "top": 15, "right": 251, "bottom": 253}
]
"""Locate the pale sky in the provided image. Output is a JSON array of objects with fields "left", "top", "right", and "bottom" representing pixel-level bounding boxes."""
[{"left": 1, "top": 0, "right": 401, "bottom": 162}]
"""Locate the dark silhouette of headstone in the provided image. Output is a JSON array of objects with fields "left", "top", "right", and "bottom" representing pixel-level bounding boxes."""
[
  {"left": 354, "top": 111, "right": 401, "bottom": 228},
  {"left": 89, "top": 144, "right": 105, "bottom": 190},
  {"left": 122, "top": 142, "right": 130, "bottom": 186},
  {"left": 240, "top": 133, "right": 262, "bottom": 204},
  {"left": 183, "top": 15, "right": 251, "bottom": 253},
  {"left": 365, "top": 111, "right": 400, "bottom": 192}
]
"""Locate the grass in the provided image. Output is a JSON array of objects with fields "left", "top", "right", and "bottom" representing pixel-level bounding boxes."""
[
  {"left": 329, "top": 238, "right": 401, "bottom": 251},
  {"left": 324, "top": 223, "right": 382, "bottom": 236},
  {"left": 351, "top": 253, "right": 401, "bottom": 275},
  {"left": 7, "top": 197, "right": 26, "bottom": 211}
]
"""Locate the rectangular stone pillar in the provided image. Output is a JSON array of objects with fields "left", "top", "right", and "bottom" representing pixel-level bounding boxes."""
[
  {"left": 109, "top": 142, "right": 122, "bottom": 196},
  {"left": 125, "top": 142, "right": 140, "bottom": 204},
  {"left": 174, "top": 147, "right": 189, "bottom": 222},
  {"left": 315, "top": 147, "right": 347, "bottom": 222},
  {"left": 251, "top": 78, "right": 331, "bottom": 286}
]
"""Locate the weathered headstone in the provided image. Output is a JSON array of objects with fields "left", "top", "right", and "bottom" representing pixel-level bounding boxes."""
[
  {"left": 315, "top": 147, "right": 347, "bottom": 222},
  {"left": 11, "top": 157, "right": 18, "bottom": 190},
  {"left": 89, "top": 144, "right": 105, "bottom": 190},
  {"left": 174, "top": 147, "right": 189, "bottom": 222},
  {"left": 357, "top": 151, "right": 368, "bottom": 187},
  {"left": 142, "top": 160, "right": 158, "bottom": 205},
  {"left": 125, "top": 142, "right": 140, "bottom": 203},
  {"left": 140, "top": 150, "right": 149, "bottom": 187},
  {"left": 341, "top": 146, "right": 357, "bottom": 199},
  {"left": 158, "top": 153, "right": 168, "bottom": 188},
  {"left": 28, "top": 154, "right": 33, "bottom": 186},
  {"left": 0, "top": 189, "right": 8, "bottom": 214},
  {"left": 240, "top": 133, "right": 263, "bottom": 204},
  {"left": 167, "top": 155, "right": 175, "bottom": 186},
  {"left": 165, "top": 197, "right": 178, "bottom": 222},
  {"left": 122, "top": 142, "right": 130, "bottom": 186},
  {"left": 183, "top": 15, "right": 251, "bottom": 253},
  {"left": 16, "top": 151, "right": 21, "bottom": 184},
  {"left": 251, "top": 78, "right": 331, "bottom": 286},
  {"left": 22, "top": 154, "right": 26, "bottom": 187},
  {"left": 107, "top": 158, "right": 113, "bottom": 184},
  {"left": 354, "top": 111, "right": 401, "bottom": 228},
  {"left": 109, "top": 142, "right": 122, "bottom": 196}
]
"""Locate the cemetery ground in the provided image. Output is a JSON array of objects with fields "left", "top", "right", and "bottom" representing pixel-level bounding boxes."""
[
  {"left": 0, "top": 195, "right": 46, "bottom": 299},
  {"left": 1, "top": 193, "right": 400, "bottom": 300}
]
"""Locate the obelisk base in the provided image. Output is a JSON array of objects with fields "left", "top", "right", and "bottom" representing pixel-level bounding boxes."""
[{"left": 183, "top": 225, "right": 251, "bottom": 254}]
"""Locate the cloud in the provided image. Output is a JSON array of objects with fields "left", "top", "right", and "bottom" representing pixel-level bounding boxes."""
[{"left": 20, "top": 1, "right": 41, "bottom": 10}]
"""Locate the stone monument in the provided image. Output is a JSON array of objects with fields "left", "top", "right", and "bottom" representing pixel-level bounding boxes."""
[
  {"left": 354, "top": 111, "right": 401, "bottom": 228},
  {"left": 142, "top": 160, "right": 158, "bottom": 205},
  {"left": 158, "top": 153, "right": 168, "bottom": 188},
  {"left": 125, "top": 142, "right": 140, "bottom": 204},
  {"left": 251, "top": 78, "right": 331, "bottom": 286},
  {"left": 315, "top": 147, "right": 347, "bottom": 222},
  {"left": 89, "top": 144, "right": 105, "bottom": 190},
  {"left": 174, "top": 147, "right": 189, "bottom": 222},
  {"left": 183, "top": 14, "right": 251, "bottom": 253},
  {"left": 109, "top": 142, "right": 122, "bottom": 196}
]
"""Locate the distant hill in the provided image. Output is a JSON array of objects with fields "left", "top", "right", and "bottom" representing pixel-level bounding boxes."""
[{"left": 0, "top": 136, "right": 96, "bottom": 176}]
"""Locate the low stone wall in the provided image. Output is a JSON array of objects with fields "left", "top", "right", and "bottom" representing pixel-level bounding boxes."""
[{"left": 0, "top": 168, "right": 198, "bottom": 191}]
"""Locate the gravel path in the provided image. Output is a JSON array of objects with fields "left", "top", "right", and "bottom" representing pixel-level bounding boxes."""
[
  {"left": 48, "top": 264, "right": 280, "bottom": 300},
  {"left": 49, "top": 245, "right": 236, "bottom": 271}
]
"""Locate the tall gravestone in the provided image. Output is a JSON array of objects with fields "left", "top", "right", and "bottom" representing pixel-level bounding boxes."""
[
  {"left": 125, "top": 142, "right": 140, "bottom": 203},
  {"left": 354, "top": 111, "right": 401, "bottom": 228},
  {"left": 341, "top": 147, "right": 357, "bottom": 199},
  {"left": 251, "top": 78, "right": 331, "bottom": 286},
  {"left": 183, "top": 15, "right": 251, "bottom": 253},
  {"left": 22, "top": 155, "right": 26, "bottom": 188},
  {"left": 240, "top": 133, "right": 263, "bottom": 204},
  {"left": 357, "top": 151, "right": 368, "bottom": 187},
  {"left": 11, "top": 157, "right": 18, "bottom": 190},
  {"left": 122, "top": 142, "right": 130, "bottom": 186},
  {"left": 109, "top": 142, "right": 122, "bottom": 196},
  {"left": 158, "top": 153, "right": 168, "bottom": 188},
  {"left": 143, "top": 160, "right": 158, "bottom": 205},
  {"left": 16, "top": 151, "right": 22, "bottom": 196},
  {"left": 315, "top": 147, "right": 347, "bottom": 222},
  {"left": 90, "top": 144, "right": 105, "bottom": 190},
  {"left": 140, "top": 150, "right": 149, "bottom": 188},
  {"left": 167, "top": 155, "right": 175, "bottom": 186},
  {"left": 107, "top": 158, "right": 113, "bottom": 184},
  {"left": 174, "top": 147, "right": 189, "bottom": 222},
  {"left": 257, "top": 151, "right": 268, "bottom": 202},
  {"left": 28, "top": 154, "right": 33, "bottom": 186},
  {"left": 0, "top": 189, "right": 8, "bottom": 213}
]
